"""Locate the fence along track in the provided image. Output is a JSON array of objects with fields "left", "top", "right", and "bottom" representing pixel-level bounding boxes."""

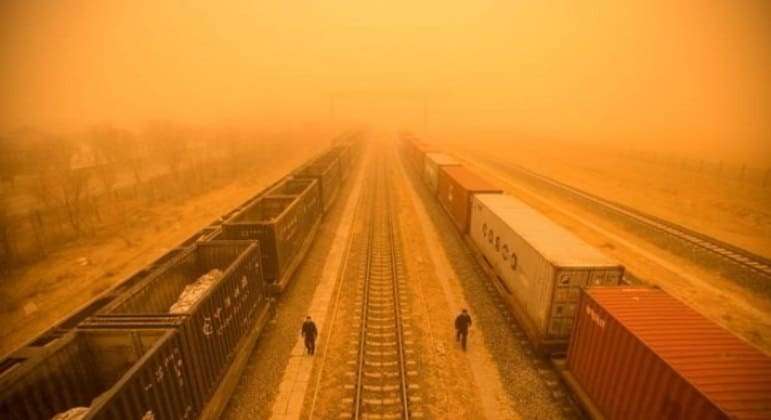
[
  {"left": 483, "top": 157, "right": 771, "bottom": 280},
  {"left": 352, "top": 157, "right": 415, "bottom": 419}
]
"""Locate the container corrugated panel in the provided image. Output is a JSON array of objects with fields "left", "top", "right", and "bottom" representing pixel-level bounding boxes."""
[
  {"left": 220, "top": 178, "right": 322, "bottom": 287},
  {"left": 567, "top": 287, "right": 771, "bottom": 419},
  {"left": 423, "top": 153, "right": 461, "bottom": 195},
  {"left": 0, "top": 328, "right": 198, "bottom": 420},
  {"left": 95, "top": 241, "right": 265, "bottom": 404},
  {"left": 437, "top": 165, "right": 502, "bottom": 233},
  {"left": 468, "top": 194, "right": 623, "bottom": 351}
]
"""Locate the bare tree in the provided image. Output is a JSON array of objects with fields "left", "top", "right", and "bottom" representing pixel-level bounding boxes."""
[
  {"left": 147, "top": 122, "right": 188, "bottom": 196},
  {"left": 31, "top": 135, "right": 91, "bottom": 235},
  {"left": 88, "top": 125, "right": 124, "bottom": 198},
  {"left": 0, "top": 136, "right": 22, "bottom": 188}
]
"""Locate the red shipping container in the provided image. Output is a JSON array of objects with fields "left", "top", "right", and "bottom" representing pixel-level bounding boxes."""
[
  {"left": 437, "top": 166, "right": 502, "bottom": 233},
  {"left": 566, "top": 287, "right": 771, "bottom": 419}
]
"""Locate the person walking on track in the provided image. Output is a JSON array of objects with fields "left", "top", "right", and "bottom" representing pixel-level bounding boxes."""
[
  {"left": 301, "top": 315, "right": 318, "bottom": 355},
  {"left": 455, "top": 309, "right": 472, "bottom": 351}
]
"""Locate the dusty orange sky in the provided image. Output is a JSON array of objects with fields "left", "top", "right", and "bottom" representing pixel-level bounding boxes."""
[{"left": 1, "top": 0, "right": 769, "bottom": 163}]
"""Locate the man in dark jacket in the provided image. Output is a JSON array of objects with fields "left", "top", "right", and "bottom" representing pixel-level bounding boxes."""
[
  {"left": 455, "top": 309, "right": 472, "bottom": 351},
  {"left": 301, "top": 316, "right": 318, "bottom": 355}
]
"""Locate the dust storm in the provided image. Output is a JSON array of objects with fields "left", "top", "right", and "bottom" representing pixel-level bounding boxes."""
[{"left": 0, "top": 1, "right": 770, "bottom": 419}]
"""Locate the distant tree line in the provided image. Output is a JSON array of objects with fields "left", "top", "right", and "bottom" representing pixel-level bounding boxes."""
[{"left": 0, "top": 122, "right": 295, "bottom": 272}]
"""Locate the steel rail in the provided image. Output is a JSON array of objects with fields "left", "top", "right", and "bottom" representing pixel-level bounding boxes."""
[
  {"left": 487, "top": 157, "right": 771, "bottom": 280},
  {"left": 385, "top": 172, "right": 411, "bottom": 419},
  {"left": 353, "top": 160, "right": 411, "bottom": 419}
]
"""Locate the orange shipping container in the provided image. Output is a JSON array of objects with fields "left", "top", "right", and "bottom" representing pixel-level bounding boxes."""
[
  {"left": 437, "top": 166, "right": 502, "bottom": 233},
  {"left": 566, "top": 287, "right": 771, "bottom": 419}
]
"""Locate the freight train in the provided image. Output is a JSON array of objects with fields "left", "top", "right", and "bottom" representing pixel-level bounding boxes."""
[
  {"left": 399, "top": 134, "right": 771, "bottom": 420},
  {"left": 0, "top": 135, "right": 362, "bottom": 420}
]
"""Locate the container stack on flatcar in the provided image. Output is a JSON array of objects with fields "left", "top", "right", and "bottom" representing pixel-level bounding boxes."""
[
  {"left": 469, "top": 193, "right": 624, "bottom": 353},
  {"left": 398, "top": 134, "right": 771, "bottom": 418},
  {"left": 561, "top": 287, "right": 771, "bottom": 419},
  {"left": 422, "top": 152, "right": 460, "bottom": 195},
  {"left": 215, "top": 177, "right": 322, "bottom": 292},
  {"left": 436, "top": 165, "right": 502, "bottom": 233},
  {"left": 0, "top": 135, "right": 360, "bottom": 420}
]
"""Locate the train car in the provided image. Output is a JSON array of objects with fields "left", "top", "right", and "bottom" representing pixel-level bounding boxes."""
[
  {"left": 559, "top": 287, "right": 771, "bottom": 419},
  {"left": 0, "top": 327, "right": 199, "bottom": 420},
  {"left": 436, "top": 165, "right": 502, "bottom": 233},
  {"left": 422, "top": 152, "right": 461, "bottom": 195},
  {"left": 90, "top": 240, "right": 266, "bottom": 407},
  {"left": 217, "top": 177, "right": 322, "bottom": 291},
  {"left": 468, "top": 193, "right": 624, "bottom": 353},
  {"left": 294, "top": 153, "right": 341, "bottom": 212},
  {"left": 411, "top": 142, "right": 434, "bottom": 171},
  {"left": 332, "top": 144, "right": 352, "bottom": 181}
]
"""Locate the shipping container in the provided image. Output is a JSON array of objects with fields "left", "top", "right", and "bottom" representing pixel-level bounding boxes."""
[
  {"left": 468, "top": 194, "right": 624, "bottom": 352},
  {"left": 95, "top": 241, "right": 266, "bottom": 404},
  {"left": 437, "top": 166, "right": 502, "bottom": 233},
  {"left": 423, "top": 153, "right": 461, "bottom": 194},
  {"left": 0, "top": 327, "right": 199, "bottom": 420},
  {"left": 294, "top": 154, "right": 341, "bottom": 212},
  {"left": 412, "top": 142, "right": 434, "bottom": 170},
  {"left": 219, "top": 178, "right": 322, "bottom": 290},
  {"left": 563, "top": 287, "right": 771, "bottom": 419}
]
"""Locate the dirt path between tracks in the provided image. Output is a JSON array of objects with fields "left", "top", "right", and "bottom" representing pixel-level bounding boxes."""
[
  {"left": 393, "top": 151, "right": 521, "bottom": 420},
  {"left": 0, "top": 149, "right": 316, "bottom": 358}
]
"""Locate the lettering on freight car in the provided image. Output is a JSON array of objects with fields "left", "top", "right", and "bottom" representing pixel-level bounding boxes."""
[
  {"left": 202, "top": 317, "right": 214, "bottom": 336},
  {"left": 586, "top": 306, "right": 606, "bottom": 329}
]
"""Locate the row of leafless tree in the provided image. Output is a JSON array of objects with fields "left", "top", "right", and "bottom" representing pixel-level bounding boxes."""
[
  {"left": 618, "top": 148, "right": 771, "bottom": 188},
  {"left": 0, "top": 122, "right": 293, "bottom": 271}
]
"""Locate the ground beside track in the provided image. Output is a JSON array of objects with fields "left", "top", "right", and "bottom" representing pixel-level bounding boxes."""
[
  {"left": 0, "top": 147, "right": 317, "bottom": 358},
  {"left": 393, "top": 147, "right": 578, "bottom": 419},
  {"left": 296, "top": 143, "right": 575, "bottom": 419},
  {"left": 222, "top": 147, "right": 366, "bottom": 419},
  {"left": 450, "top": 150, "right": 771, "bottom": 354},
  {"left": 224, "top": 142, "right": 580, "bottom": 419}
]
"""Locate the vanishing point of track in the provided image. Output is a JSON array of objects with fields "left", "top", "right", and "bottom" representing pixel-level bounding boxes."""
[
  {"left": 352, "top": 158, "right": 414, "bottom": 419},
  {"left": 308, "top": 156, "right": 418, "bottom": 419}
]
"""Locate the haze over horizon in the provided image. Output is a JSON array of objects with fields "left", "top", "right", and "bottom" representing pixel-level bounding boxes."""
[{"left": 1, "top": 0, "right": 769, "bottom": 164}]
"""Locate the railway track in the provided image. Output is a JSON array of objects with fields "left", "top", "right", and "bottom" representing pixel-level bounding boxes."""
[
  {"left": 350, "top": 159, "right": 417, "bottom": 419},
  {"left": 480, "top": 156, "right": 771, "bottom": 281}
]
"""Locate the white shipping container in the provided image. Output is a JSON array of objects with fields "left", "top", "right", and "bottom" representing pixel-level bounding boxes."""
[
  {"left": 469, "top": 194, "right": 623, "bottom": 349},
  {"left": 422, "top": 153, "right": 460, "bottom": 194}
]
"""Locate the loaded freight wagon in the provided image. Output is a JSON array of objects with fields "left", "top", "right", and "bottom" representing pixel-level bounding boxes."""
[
  {"left": 0, "top": 327, "right": 199, "bottom": 420},
  {"left": 560, "top": 287, "right": 771, "bottom": 419},
  {"left": 294, "top": 153, "right": 341, "bottom": 212},
  {"left": 332, "top": 144, "right": 352, "bottom": 180},
  {"left": 436, "top": 165, "right": 502, "bottom": 233},
  {"left": 90, "top": 240, "right": 266, "bottom": 409},
  {"left": 469, "top": 194, "right": 624, "bottom": 353},
  {"left": 423, "top": 153, "right": 461, "bottom": 195},
  {"left": 218, "top": 177, "right": 322, "bottom": 292}
]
